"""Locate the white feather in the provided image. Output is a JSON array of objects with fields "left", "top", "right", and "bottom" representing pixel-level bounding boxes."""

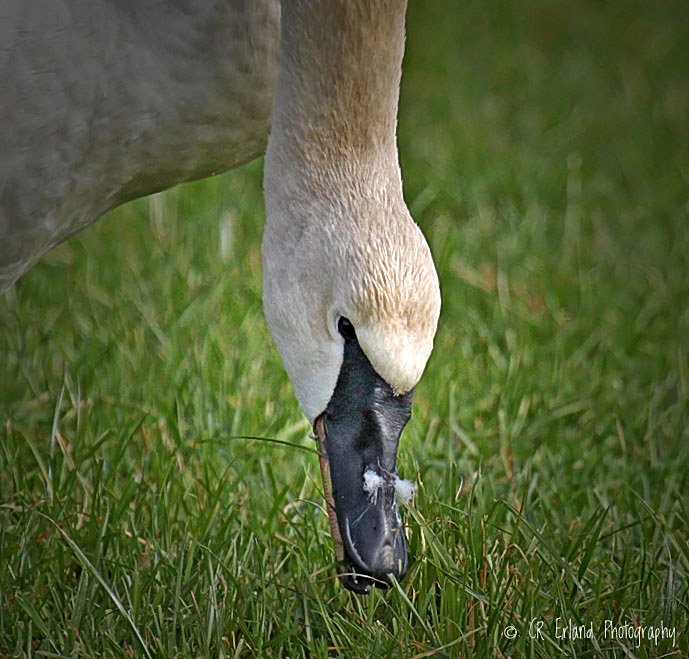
[
  {"left": 393, "top": 477, "right": 416, "bottom": 504},
  {"left": 362, "top": 469, "right": 416, "bottom": 505},
  {"left": 363, "top": 469, "right": 385, "bottom": 501}
]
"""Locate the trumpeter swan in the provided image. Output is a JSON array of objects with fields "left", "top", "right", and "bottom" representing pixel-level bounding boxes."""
[{"left": 0, "top": 0, "right": 441, "bottom": 593}]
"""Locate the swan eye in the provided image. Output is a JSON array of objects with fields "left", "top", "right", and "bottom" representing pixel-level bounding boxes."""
[{"left": 337, "top": 317, "right": 357, "bottom": 342}]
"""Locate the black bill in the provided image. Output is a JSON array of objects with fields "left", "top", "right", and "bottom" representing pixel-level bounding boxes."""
[{"left": 315, "top": 328, "right": 413, "bottom": 594}]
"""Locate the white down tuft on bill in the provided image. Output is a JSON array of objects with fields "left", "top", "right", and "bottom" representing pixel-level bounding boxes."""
[{"left": 363, "top": 469, "right": 417, "bottom": 504}]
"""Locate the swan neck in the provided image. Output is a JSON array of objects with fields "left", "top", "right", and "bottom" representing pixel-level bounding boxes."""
[{"left": 270, "top": 0, "right": 408, "bottom": 170}]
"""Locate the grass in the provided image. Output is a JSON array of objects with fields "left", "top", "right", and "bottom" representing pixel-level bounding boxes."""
[{"left": 1, "top": 0, "right": 688, "bottom": 656}]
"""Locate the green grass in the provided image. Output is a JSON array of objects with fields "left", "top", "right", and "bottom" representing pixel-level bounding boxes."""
[{"left": 2, "top": 0, "right": 688, "bottom": 656}]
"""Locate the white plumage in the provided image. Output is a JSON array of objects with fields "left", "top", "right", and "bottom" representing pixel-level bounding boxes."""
[
  {"left": 1, "top": 0, "right": 439, "bottom": 589},
  {"left": 363, "top": 469, "right": 417, "bottom": 505}
]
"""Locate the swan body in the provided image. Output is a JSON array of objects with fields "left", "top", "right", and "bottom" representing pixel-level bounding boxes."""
[
  {"left": 0, "top": 0, "right": 441, "bottom": 592},
  {"left": 0, "top": 0, "right": 280, "bottom": 287}
]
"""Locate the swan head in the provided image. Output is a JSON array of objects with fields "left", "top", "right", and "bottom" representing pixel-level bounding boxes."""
[{"left": 263, "top": 160, "right": 441, "bottom": 592}]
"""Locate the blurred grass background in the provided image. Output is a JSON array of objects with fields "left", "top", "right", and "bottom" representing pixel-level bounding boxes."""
[{"left": 1, "top": 0, "right": 688, "bottom": 656}]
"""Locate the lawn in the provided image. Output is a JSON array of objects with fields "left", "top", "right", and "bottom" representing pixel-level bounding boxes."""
[{"left": 1, "top": 0, "right": 688, "bottom": 656}]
